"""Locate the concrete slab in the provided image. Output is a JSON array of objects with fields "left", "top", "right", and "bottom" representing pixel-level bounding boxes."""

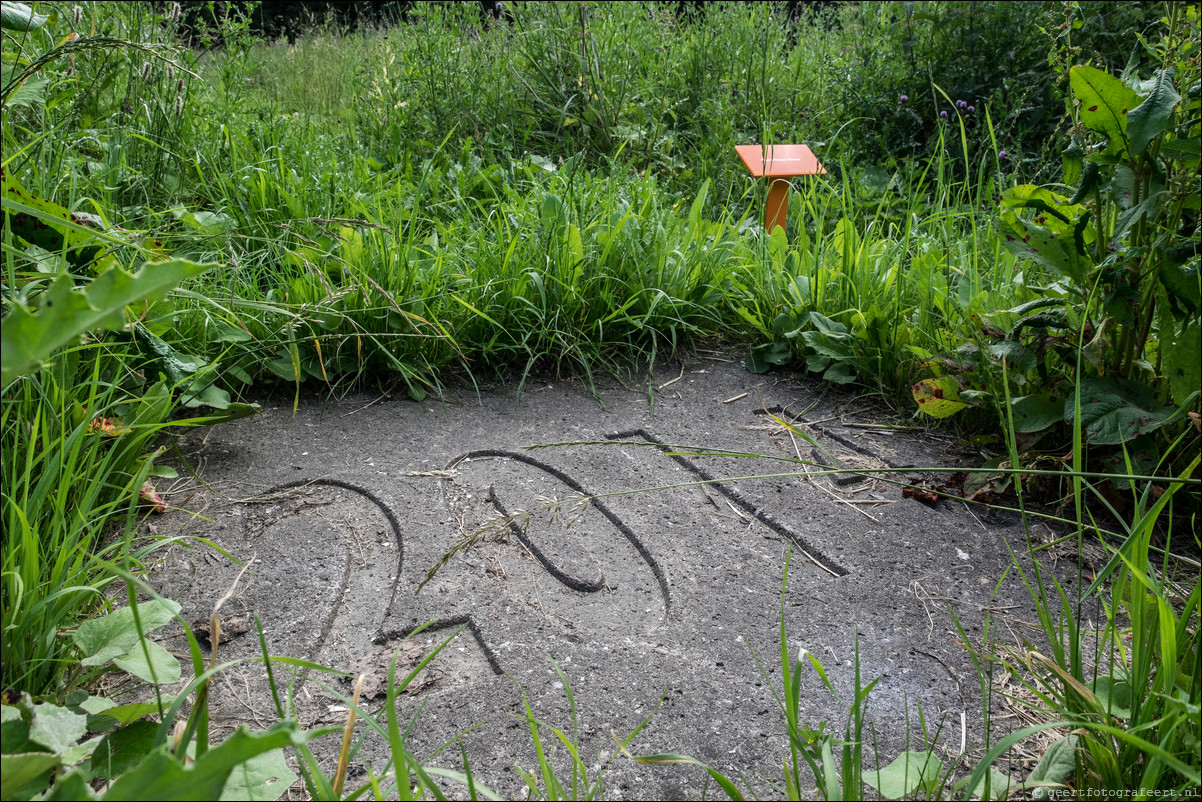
[{"left": 143, "top": 353, "right": 1046, "bottom": 798}]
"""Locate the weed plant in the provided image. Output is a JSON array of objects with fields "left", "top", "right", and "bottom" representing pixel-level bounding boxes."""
[
  {"left": 2, "top": 0, "right": 1199, "bottom": 799},
  {"left": 1, "top": 349, "right": 169, "bottom": 696}
]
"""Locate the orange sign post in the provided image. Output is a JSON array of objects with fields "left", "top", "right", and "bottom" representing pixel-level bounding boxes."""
[{"left": 735, "top": 144, "right": 826, "bottom": 234}]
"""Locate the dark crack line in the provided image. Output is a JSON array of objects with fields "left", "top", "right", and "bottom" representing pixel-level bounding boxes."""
[
  {"left": 486, "top": 487, "right": 606, "bottom": 593},
  {"left": 607, "top": 429, "right": 849, "bottom": 577},
  {"left": 252, "top": 450, "right": 677, "bottom": 681},
  {"left": 248, "top": 477, "right": 406, "bottom": 608},
  {"left": 445, "top": 449, "right": 673, "bottom": 616},
  {"left": 376, "top": 615, "right": 505, "bottom": 676},
  {"left": 244, "top": 478, "right": 406, "bottom": 688}
]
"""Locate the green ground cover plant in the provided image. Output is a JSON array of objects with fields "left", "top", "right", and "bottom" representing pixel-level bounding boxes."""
[{"left": 2, "top": 0, "right": 1198, "bottom": 798}]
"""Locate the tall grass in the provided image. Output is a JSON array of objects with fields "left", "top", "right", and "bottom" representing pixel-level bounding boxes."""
[
  {"left": 2, "top": 0, "right": 1119, "bottom": 408},
  {"left": 0, "top": 347, "right": 177, "bottom": 695}
]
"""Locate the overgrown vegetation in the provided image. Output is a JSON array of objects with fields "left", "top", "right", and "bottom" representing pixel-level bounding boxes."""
[{"left": 2, "top": 0, "right": 1198, "bottom": 798}]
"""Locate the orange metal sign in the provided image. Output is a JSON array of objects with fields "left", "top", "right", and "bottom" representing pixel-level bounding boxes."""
[
  {"left": 735, "top": 144, "right": 825, "bottom": 178},
  {"left": 735, "top": 144, "right": 825, "bottom": 233}
]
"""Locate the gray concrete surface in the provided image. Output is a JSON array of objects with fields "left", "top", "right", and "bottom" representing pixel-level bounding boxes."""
[{"left": 144, "top": 353, "right": 1047, "bottom": 798}]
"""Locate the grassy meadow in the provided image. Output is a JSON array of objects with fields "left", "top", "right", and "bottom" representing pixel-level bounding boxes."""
[{"left": 1, "top": 0, "right": 1198, "bottom": 798}]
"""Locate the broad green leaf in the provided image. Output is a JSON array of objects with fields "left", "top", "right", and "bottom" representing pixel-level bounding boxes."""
[
  {"left": 1, "top": 260, "right": 212, "bottom": 386},
  {"left": 2, "top": 721, "right": 33, "bottom": 760},
  {"left": 1159, "top": 137, "right": 1200, "bottom": 163},
  {"left": 822, "top": 360, "right": 857, "bottom": 384},
  {"left": 263, "top": 348, "right": 299, "bottom": 381},
  {"left": 3, "top": 74, "right": 47, "bottom": 107},
  {"left": 0, "top": 753, "right": 61, "bottom": 798},
  {"left": 78, "top": 696, "right": 117, "bottom": 716},
  {"left": 90, "top": 721, "right": 161, "bottom": 781},
  {"left": 1066, "top": 376, "right": 1177, "bottom": 445},
  {"left": 801, "top": 329, "right": 853, "bottom": 360},
  {"left": 103, "top": 723, "right": 308, "bottom": 801},
  {"left": 997, "top": 186, "right": 1090, "bottom": 286},
  {"left": 1112, "top": 190, "right": 1165, "bottom": 241},
  {"left": 94, "top": 702, "right": 174, "bottom": 728},
  {"left": 768, "top": 222, "right": 789, "bottom": 261},
  {"left": 71, "top": 599, "right": 181, "bottom": 667},
  {"left": 1089, "top": 673, "right": 1133, "bottom": 719},
  {"left": 864, "top": 750, "right": 943, "bottom": 799},
  {"left": 45, "top": 771, "right": 99, "bottom": 800},
  {"left": 2, "top": 175, "right": 108, "bottom": 269},
  {"left": 770, "top": 313, "right": 798, "bottom": 340},
  {"left": 1127, "top": 68, "right": 1180, "bottom": 155},
  {"left": 831, "top": 216, "right": 859, "bottom": 259},
  {"left": 1029, "top": 734, "right": 1078, "bottom": 800},
  {"left": 1068, "top": 158, "right": 1101, "bottom": 203},
  {"left": 133, "top": 324, "right": 209, "bottom": 386},
  {"left": 210, "top": 320, "right": 253, "bottom": 343},
  {"left": 958, "top": 389, "right": 994, "bottom": 405},
  {"left": 1070, "top": 64, "right": 1141, "bottom": 157},
  {"left": 565, "top": 223, "right": 584, "bottom": 272},
  {"left": 59, "top": 733, "right": 103, "bottom": 770},
  {"left": 987, "top": 340, "right": 1038, "bottom": 374},
  {"left": 745, "top": 341, "right": 792, "bottom": 374},
  {"left": 540, "top": 193, "right": 564, "bottom": 235},
  {"left": 112, "top": 640, "right": 181, "bottom": 685},
  {"left": 912, "top": 376, "right": 969, "bottom": 418},
  {"left": 735, "top": 305, "right": 769, "bottom": 337},
  {"left": 1010, "top": 392, "right": 1064, "bottom": 433},
  {"left": 1159, "top": 259, "right": 1200, "bottom": 314},
  {"left": 219, "top": 748, "right": 297, "bottom": 801},
  {"left": 1158, "top": 273, "right": 1201, "bottom": 407},
  {"left": 808, "top": 311, "right": 849, "bottom": 334},
  {"left": 338, "top": 225, "right": 363, "bottom": 265},
  {"left": 965, "top": 766, "right": 1014, "bottom": 800},
  {"left": 190, "top": 402, "right": 262, "bottom": 424},
  {"left": 1109, "top": 164, "right": 1138, "bottom": 209},
  {"left": 29, "top": 704, "right": 87, "bottom": 754},
  {"left": 0, "top": 2, "right": 48, "bottom": 31},
  {"left": 401, "top": 372, "right": 427, "bottom": 402},
  {"left": 129, "top": 379, "right": 173, "bottom": 431},
  {"left": 183, "top": 210, "right": 234, "bottom": 235},
  {"left": 182, "top": 382, "right": 230, "bottom": 410},
  {"left": 1, "top": 705, "right": 33, "bottom": 754},
  {"left": 1061, "top": 143, "right": 1084, "bottom": 185},
  {"left": 1163, "top": 321, "right": 1200, "bottom": 408}
]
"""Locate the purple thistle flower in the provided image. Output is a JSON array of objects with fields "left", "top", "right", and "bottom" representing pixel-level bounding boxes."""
[
  {"left": 998, "top": 150, "right": 1008, "bottom": 159},
  {"left": 956, "top": 99, "right": 967, "bottom": 109},
  {"left": 967, "top": 105, "right": 975, "bottom": 112},
  {"left": 940, "top": 110, "right": 948, "bottom": 118},
  {"left": 900, "top": 94, "right": 909, "bottom": 103}
]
